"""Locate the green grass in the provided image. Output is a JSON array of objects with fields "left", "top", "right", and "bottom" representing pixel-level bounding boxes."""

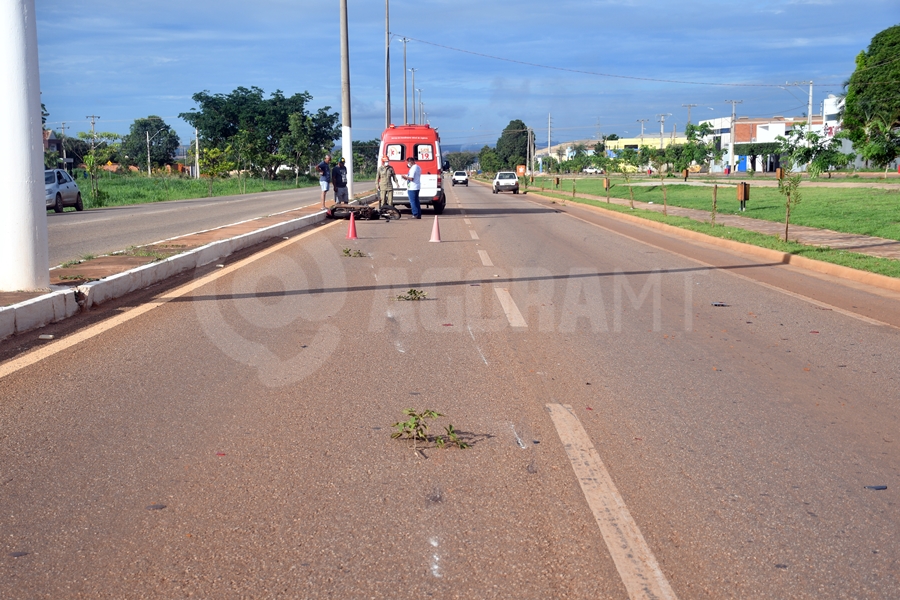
[
  {"left": 527, "top": 176, "right": 900, "bottom": 241},
  {"left": 532, "top": 189, "right": 900, "bottom": 279},
  {"left": 59, "top": 171, "right": 320, "bottom": 211}
]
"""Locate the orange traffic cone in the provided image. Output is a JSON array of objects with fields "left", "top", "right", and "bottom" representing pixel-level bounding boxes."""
[
  {"left": 429, "top": 215, "right": 441, "bottom": 243},
  {"left": 346, "top": 212, "right": 358, "bottom": 240}
]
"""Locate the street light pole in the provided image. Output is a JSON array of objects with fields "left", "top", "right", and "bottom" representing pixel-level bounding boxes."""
[
  {"left": 637, "top": 119, "right": 648, "bottom": 144},
  {"left": 656, "top": 113, "right": 671, "bottom": 150},
  {"left": 384, "top": 0, "right": 390, "bottom": 129},
  {"left": 725, "top": 100, "right": 743, "bottom": 173},
  {"left": 1, "top": 0, "right": 48, "bottom": 291},
  {"left": 339, "top": 0, "right": 353, "bottom": 198},
  {"left": 401, "top": 38, "right": 409, "bottom": 125},
  {"left": 409, "top": 69, "right": 417, "bottom": 125}
]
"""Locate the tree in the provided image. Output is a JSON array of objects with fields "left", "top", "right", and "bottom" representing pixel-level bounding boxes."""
[
  {"left": 180, "top": 87, "right": 337, "bottom": 179},
  {"left": 120, "top": 116, "right": 181, "bottom": 172},
  {"left": 776, "top": 156, "right": 803, "bottom": 241},
  {"left": 478, "top": 145, "right": 501, "bottom": 173},
  {"left": 613, "top": 147, "right": 641, "bottom": 209},
  {"left": 777, "top": 127, "right": 854, "bottom": 178},
  {"left": 77, "top": 131, "right": 120, "bottom": 206},
  {"left": 853, "top": 115, "right": 900, "bottom": 176},
  {"left": 199, "top": 147, "right": 235, "bottom": 196},
  {"left": 842, "top": 25, "right": 900, "bottom": 148},
  {"left": 446, "top": 151, "right": 477, "bottom": 172},
  {"left": 495, "top": 120, "right": 530, "bottom": 169}
]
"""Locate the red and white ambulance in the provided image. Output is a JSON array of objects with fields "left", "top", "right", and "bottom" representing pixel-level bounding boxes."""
[{"left": 378, "top": 124, "right": 449, "bottom": 214}]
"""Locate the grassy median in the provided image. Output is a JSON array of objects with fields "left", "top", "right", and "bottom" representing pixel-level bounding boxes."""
[
  {"left": 525, "top": 185, "right": 900, "bottom": 279},
  {"left": 57, "top": 171, "right": 320, "bottom": 211},
  {"left": 529, "top": 176, "right": 900, "bottom": 241}
]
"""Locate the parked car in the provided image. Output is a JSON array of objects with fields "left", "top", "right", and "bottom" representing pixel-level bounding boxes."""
[
  {"left": 45, "top": 169, "right": 83, "bottom": 212},
  {"left": 451, "top": 171, "right": 468, "bottom": 186},
  {"left": 582, "top": 166, "right": 603, "bottom": 174},
  {"left": 492, "top": 172, "right": 520, "bottom": 194}
]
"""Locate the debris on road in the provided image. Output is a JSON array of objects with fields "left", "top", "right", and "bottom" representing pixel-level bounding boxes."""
[
  {"left": 711, "top": 302, "right": 728, "bottom": 307},
  {"left": 865, "top": 485, "right": 887, "bottom": 491}
]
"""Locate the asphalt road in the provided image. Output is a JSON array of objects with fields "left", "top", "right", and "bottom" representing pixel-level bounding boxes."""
[
  {"left": 45, "top": 184, "right": 373, "bottom": 267},
  {"left": 2, "top": 182, "right": 899, "bottom": 598}
]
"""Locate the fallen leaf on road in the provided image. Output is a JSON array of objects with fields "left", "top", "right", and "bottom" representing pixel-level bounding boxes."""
[
  {"left": 586, "top": 406, "right": 593, "bottom": 411},
  {"left": 810, "top": 331, "right": 819, "bottom": 334}
]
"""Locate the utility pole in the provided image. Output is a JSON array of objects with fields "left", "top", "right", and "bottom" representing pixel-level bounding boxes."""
[
  {"left": 194, "top": 128, "right": 200, "bottom": 179},
  {"left": 724, "top": 100, "right": 743, "bottom": 173},
  {"left": 409, "top": 68, "right": 417, "bottom": 125},
  {"left": 339, "top": 0, "right": 353, "bottom": 198},
  {"left": 146, "top": 131, "right": 151, "bottom": 177},
  {"left": 384, "top": 0, "right": 390, "bottom": 129},
  {"left": 60, "top": 121, "right": 68, "bottom": 169},
  {"left": 682, "top": 103, "right": 698, "bottom": 125},
  {"left": 656, "top": 113, "right": 671, "bottom": 150},
  {"left": 416, "top": 89, "right": 423, "bottom": 124},
  {"left": 401, "top": 38, "right": 409, "bottom": 125},
  {"left": 548, "top": 113, "right": 552, "bottom": 168},
  {"left": 637, "top": 119, "right": 648, "bottom": 145},
  {"left": 86, "top": 114, "right": 100, "bottom": 152},
  {"left": 2, "top": 0, "right": 49, "bottom": 291}
]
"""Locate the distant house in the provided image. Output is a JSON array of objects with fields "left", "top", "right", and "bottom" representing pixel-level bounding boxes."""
[{"left": 43, "top": 129, "right": 62, "bottom": 154}]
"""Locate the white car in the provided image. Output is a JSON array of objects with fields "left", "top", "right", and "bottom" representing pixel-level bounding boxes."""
[
  {"left": 582, "top": 166, "right": 603, "bottom": 174},
  {"left": 492, "top": 172, "right": 519, "bottom": 194},
  {"left": 45, "top": 169, "right": 83, "bottom": 212},
  {"left": 451, "top": 171, "right": 468, "bottom": 186}
]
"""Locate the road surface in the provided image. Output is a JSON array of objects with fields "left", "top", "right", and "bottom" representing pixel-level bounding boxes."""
[
  {"left": 46, "top": 184, "right": 373, "bottom": 267},
  {"left": 2, "top": 183, "right": 899, "bottom": 598}
]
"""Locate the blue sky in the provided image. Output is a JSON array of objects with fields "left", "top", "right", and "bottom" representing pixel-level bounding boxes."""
[{"left": 37, "top": 0, "right": 899, "bottom": 153}]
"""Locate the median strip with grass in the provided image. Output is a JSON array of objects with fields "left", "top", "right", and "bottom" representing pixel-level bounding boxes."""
[{"left": 528, "top": 187, "right": 900, "bottom": 279}]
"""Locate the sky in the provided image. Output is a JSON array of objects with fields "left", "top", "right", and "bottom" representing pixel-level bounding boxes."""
[{"left": 36, "top": 0, "right": 899, "bottom": 154}]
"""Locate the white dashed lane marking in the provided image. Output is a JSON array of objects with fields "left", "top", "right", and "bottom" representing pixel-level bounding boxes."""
[
  {"left": 493, "top": 288, "right": 527, "bottom": 328},
  {"left": 478, "top": 250, "right": 493, "bottom": 267},
  {"left": 469, "top": 230, "right": 480, "bottom": 240},
  {"left": 546, "top": 403, "right": 678, "bottom": 600}
]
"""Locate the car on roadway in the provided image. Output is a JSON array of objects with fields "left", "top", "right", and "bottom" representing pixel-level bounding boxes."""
[
  {"left": 492, "top": 172, "right": 520, "bottom": 194},
  {"left": 45, "top": 169, "right": 83, "bottom": 213},
  {"left": 451, "top": 171, "right": 468, "bottom": 186}
]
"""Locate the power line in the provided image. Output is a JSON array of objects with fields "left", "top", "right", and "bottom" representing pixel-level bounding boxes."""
[{"left": 394, "top": 34, "right": 859, "bottom": 88}]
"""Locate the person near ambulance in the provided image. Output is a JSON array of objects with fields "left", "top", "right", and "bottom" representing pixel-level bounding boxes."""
[
  {"left": 316, "top": 154, "right": 332, "bottom": 209},
  {"left": 331, "top": 157, "right": 349, "bottom": 203},
  {"left": 376, "top": 155, "right": 396, "bottom": 208},
  {"left": 401, "top": 156, "right": 422, "bottom": 219}
]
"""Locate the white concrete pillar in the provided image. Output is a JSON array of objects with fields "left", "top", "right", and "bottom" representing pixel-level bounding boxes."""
[{"left": 0, "top": 0, "right": 49, "bottom": 291}]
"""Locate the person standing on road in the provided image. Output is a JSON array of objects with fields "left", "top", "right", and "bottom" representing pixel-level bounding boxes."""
[
  {"left": 317, "top": 154, "right": 332, "bottom": 209},
  {"left": 402, "top": 156, "right": 422, "bottom": 219},
  {"left": 332, "top": 157, "right": 349, "bottom": 204},
  {"left": 376, "top": 155, "right": 396, "bottom": 207}
]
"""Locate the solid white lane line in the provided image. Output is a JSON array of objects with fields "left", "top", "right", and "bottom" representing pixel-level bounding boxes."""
[
  {"left": 478, "top": 250, "right": 494, "bottom": 267},
  {"left": 0, "top": 222, "right": 340, "bottom": 379},
  {"left": 493, "top": 288, "right": 527, "bottom": 328},
  {"left": 469, "top": 230, "right": 480, "bottom": 240},
  {"left": 546, "top": 403, "right": 678, "bottom": 600}
]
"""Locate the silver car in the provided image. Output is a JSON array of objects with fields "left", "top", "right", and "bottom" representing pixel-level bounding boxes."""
[{"left": 45, "top": 169, "right": 83, "bottom": 213}]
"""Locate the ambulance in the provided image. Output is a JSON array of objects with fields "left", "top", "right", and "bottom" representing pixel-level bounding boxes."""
[{"left": 378, "top": 124, "right": 449, "bottom": 214}]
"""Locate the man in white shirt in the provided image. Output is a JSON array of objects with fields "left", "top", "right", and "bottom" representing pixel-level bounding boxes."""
[{"left": 402, "top": 156, "right": 422, "bottom": 219}]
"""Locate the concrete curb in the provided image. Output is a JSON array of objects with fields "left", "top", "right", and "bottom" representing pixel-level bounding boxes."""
[
  {"left": 526, "top": 190, "right": 900, "bottom": 294},
  {"left": 0, "top": 211, "right": 326, "bottom": 340}
]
